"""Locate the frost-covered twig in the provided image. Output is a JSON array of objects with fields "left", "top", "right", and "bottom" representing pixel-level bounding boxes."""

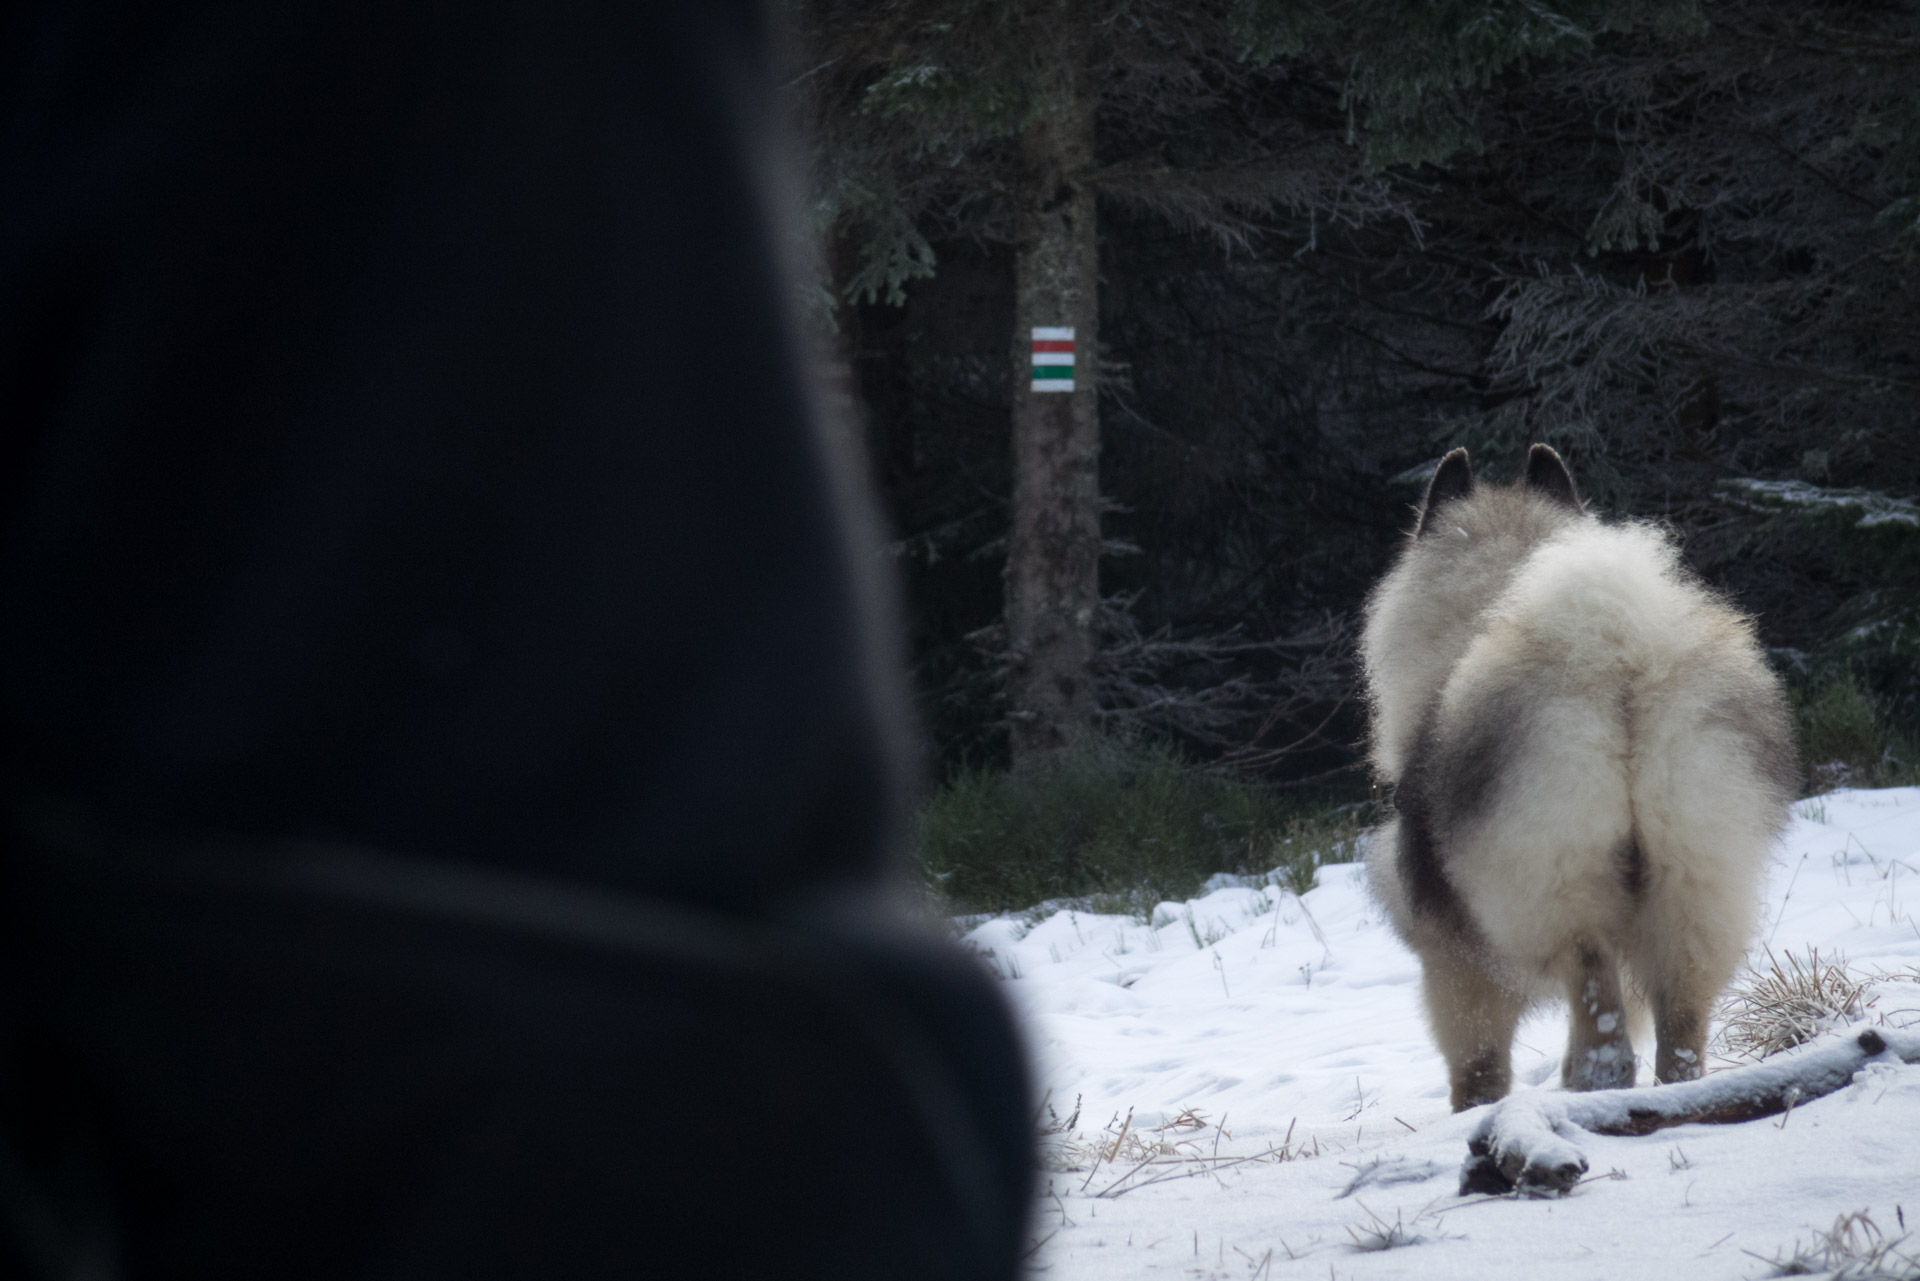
[{"left": 1461, "top": 1027, "right": 1920, "bottom": 1198}]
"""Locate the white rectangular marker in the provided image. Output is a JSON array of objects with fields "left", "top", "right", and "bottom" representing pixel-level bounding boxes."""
[{"left": 1030, "top": 326, "right": 1074, "bottom": 393}]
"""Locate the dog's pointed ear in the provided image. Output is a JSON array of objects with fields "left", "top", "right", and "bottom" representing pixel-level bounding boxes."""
[
  {"left": 1524, "top": 443, "right": 1580, "bottom": 510},
  {"left": 1415, "top": 449, "right": 1474, "bottom": 536}
]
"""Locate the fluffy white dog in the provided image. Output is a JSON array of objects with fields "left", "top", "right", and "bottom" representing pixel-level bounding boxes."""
[{"left": 1363, "top": 445, "right": 1796, "bottom": 1110}]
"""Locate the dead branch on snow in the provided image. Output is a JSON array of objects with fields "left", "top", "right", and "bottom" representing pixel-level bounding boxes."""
[{"left": 1461, "top": 1027, "right": 1920, "bottom": 1198}]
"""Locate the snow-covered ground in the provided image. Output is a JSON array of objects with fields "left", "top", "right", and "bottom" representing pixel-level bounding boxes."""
[{"left": 964, "top": 787, "right": 1920, "bottom": 1279}]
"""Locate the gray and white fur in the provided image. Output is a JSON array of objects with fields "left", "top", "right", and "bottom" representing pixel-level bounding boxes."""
[{"left": 1362, "top": 445, "right": 1797, "bottom": 1110}]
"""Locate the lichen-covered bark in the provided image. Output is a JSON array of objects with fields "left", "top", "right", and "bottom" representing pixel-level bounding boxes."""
[{"left": 1006, "top": 41, "right": 1099, "bottom": 770}]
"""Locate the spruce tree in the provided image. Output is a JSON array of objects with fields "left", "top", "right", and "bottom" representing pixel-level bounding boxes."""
[{"left": 794, "top": 0, "right": 1704, "bottom": 770}]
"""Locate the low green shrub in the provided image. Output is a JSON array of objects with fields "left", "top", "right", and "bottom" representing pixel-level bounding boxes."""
[
  {"left": 914, "top": 739, "right": 1364, "bottom": 916},
  {"left": 1794, "top": 669, "right": 1919, "bottom": 792}
]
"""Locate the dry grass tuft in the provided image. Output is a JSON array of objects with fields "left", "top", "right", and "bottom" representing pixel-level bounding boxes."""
[
  {"left": 1717, "top": 947, "right": 1878, "bottom": 1061},
  {"left": 1036, "top": 1091, "right": 1082, "bottom": 1139},
  {"left": 1035, "top": 1106, "right": 1315, "bottom": 1198},
  {"left": 1746, "top": 1209, "right": 1920, "bottom": 1279},
  {"left": 1041, "top": 1107, "right": 1203, "bottom": 1175},
  {"left": 1344, "top": 1201, "right": 1437, "bottom": 1253}
]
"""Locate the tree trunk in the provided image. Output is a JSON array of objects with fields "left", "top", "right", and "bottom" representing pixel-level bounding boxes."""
[{"left": 1006, "top": 36, "right": 1100, "bottom": 771}]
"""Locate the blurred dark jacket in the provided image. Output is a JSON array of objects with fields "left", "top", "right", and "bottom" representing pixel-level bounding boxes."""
[{"left": 0, "top": 1, "right": 1032, "bottom": 1276}]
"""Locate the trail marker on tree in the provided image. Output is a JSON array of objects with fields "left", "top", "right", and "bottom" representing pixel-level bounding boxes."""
[{"left": 1031, "top": 327, "right": 1075, "bottom": 393}]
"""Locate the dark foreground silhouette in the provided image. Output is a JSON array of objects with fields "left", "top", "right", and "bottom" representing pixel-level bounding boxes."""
[{"left": 0, "top": 3, "right": 1032, "bottom": 1276}]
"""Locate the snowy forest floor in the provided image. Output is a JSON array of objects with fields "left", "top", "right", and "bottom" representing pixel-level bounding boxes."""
[{"left": 962, "top": 787, "right": 1920, "bottom": 1280}]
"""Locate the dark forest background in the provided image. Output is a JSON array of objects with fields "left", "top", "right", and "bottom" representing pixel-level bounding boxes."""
[{"left": 789, "top": 0, "right": 1918, "bottom": 907}]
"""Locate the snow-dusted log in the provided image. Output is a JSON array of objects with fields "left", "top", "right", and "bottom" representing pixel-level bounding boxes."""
[{"left": 1461, "top": 1027, "right": 1920, "bottom": 1197}]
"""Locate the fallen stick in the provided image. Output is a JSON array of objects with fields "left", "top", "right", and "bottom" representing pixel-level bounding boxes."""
[{"left": 1461, "top": 1027, "right": 1920, "bottom": 1198}]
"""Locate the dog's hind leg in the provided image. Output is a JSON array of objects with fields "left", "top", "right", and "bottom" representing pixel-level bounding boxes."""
[
  {"left": 1626, "top": 833, "right": 1765, "bottom": 1084},
  {"left": 1420, "top": 944, "right": 1526, "bottom": 1110},
  {"left": 1626, "top": 661, "right": 1792, "bottom": 1081},
  {"left": 1627, "top": 898, "right": 1728, "bottom": 1084},
  {"left": 1651, "top": 990, "right": 1711, "bottom": 1084},
  {"left": 1561, "top": 942, "right": 1636, "bottom": 1091}
]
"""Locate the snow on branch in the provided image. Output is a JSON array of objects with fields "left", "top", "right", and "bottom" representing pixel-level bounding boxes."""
[
  {"left": 1717, "top": 478, "right": 1920, "bottom": 530},
  {"left": 1461, "top": 1027, "right": 1920, "bottom": 1198}
]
